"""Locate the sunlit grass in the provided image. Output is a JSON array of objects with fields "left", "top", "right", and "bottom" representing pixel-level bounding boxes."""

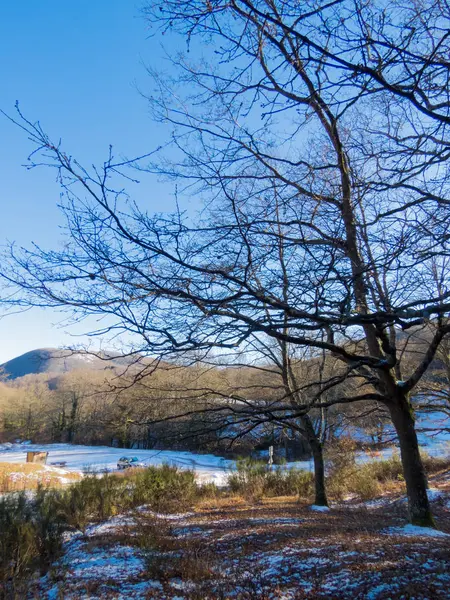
[{"left": 0, "top": 462, "right": 81, "bottom": 492}]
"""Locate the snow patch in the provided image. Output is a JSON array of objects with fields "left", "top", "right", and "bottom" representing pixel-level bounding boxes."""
[
  {"left": 383, "top": 524, "right": 450, "bottom": 538},
  {"left": 310, "top": 504, "right": 330, "bottom": 512},
  {"left": 427, "top": 487, "right": 443, "bottom": 501}
]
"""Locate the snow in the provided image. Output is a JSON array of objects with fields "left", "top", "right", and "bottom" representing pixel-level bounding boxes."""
[
  {"left": 40, "top": 512, "right": 163, "bottom": 599},
  {"left": 69, "top": 544, "right": 143, "bottom": 579},
  {"left": 339, "top": 409, "right": 450, "bottom": 457},
  {"left": 310, "top": 504, "right": 330, "bottom": 512},
  {"left": 383, "top": 524, "right": 450, "bottom": 538},
  {"left": 0, "top": 442, "right": 235, "bottom": 486},
  {"left": 32, "top": 491, "right": 450, "bottom": 599},
  {"left": 246, "top": 517, "right": 304, "bottom": 525},
  {"left": 0, "top": 422, "right": 447, "bottom": 489},
  {"left": 0, "top": 462, "right": 79, "bottom": 491},
  {"left": 76, "top": 353, "right": 97, "bottom": 363},
  {"left": 387, "top": 487, "right": 447, "bottom": 508},
  {"left": 342, "top": 486, "right": 450, "bottom": 512},
  {"left": 85, "top": 515, "right": 136, "bottom": 536},
  {"left": 416, "top": 411, "right": 450, "bottom": 454},
  {"left": 427, "top": 487, "right": 443, "bottom": 501}
]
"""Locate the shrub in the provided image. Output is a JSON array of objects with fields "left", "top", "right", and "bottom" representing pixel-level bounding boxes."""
[
  {"left": 130, "top": 464, "right": 197, "bottom": 512},
  {"left": 0, "top": 490, "right": 65, "bottom": 596},
  {"left": 325, "top": 437, "right": 357, "bottom": 474},
  {"left": 58, "top": 473, "right": 130, "bottom": 531},
  {"left": 420, "top": 451, "right": 450, "bottom": 474},
  {"left": 349, "top": 469, "right": 381, "bottom": 500},
  {"left": 56, "top": 464, "right": 198, "bottom": 530},
  {"left": 293, "top": 470, "right": 315, "bottom": 499},
  {"left": 33, "top": 488, "right": 66, "bottom": 571},
  {"left": 265, "top": 466, "right": 314, "bottom": 498},
  {"left": 228, "top": 458, "right": 313, "bottom": 500},
  {"left": 228, "top": 458, "right": 266, "bottom": 501},
  {"left": 325, "top": 438, "right": 358, "bottom": 500},
  {"left": 0, "top": 464, "right": 201, "bottom": 594},
  {"left": 367, "top": 454, "right": 404, "bottom": 483},
  {"left": 326, "top": 451, "right": 408, "bottom": 501},
  {"left": 196, "top": 481, "right": 219, "bottom": 501}
]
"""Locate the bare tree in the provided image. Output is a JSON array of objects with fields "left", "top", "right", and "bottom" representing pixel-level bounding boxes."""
[
  {"left": 2, "top": 0, "right": 450, "bottom": 525},
  {"left": 412, "top": 320, "right": 450, "bottom": 431},
  {"left": 244, "top": 335, "right": 332, "bottom": 506}
]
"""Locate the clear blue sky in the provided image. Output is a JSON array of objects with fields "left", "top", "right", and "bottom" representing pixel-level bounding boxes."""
[{"left": 0, "top": 1, "right": 176, "bottom": 363}]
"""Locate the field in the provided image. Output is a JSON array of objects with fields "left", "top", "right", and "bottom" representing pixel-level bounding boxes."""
[
  {"left": 31, "top": 475, "right": 450, "bottom": 599},
  {"left": 0, "top": 443, "right": 237, "bottom": 486},
  {"left": 1, "top": 441, "right": 450, "bottom": 598}
]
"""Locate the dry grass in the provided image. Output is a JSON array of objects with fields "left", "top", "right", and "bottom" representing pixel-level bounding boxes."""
[
  {"left": 3, "top": 456, "right": 450, "bottom": 598},
  {"left": 194, "top": 494, "right": 247, "bottom": 511},
  {"left": 34, "top": 487, "right": 450, "bottom": 599},
  {"left": 154, "top": 493, "right": 450, "bottom": 598},
  {"left": 0, "top": 462, "right": 81, "bottom": 492}
]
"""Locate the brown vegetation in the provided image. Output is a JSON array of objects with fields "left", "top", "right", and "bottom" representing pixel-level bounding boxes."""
[
  {"left": 2, "top": 456, "right": 450, "bottom": 599},
  {"left": 29, "top": 479, "right": 450, "bottom": 599},
  {"left": 0, "top": 462, "right": 81, "bottom": 493}
]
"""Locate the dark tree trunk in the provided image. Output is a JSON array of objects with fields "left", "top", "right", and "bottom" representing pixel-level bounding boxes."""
[
  {"left": 310, "top": 439, "right": 328, "bottom": 507},
  {"left": 388, "top": 397, "right": 434, "bottom": 527},
  {"left": 302, "top": 414, "right": 328, "bottom": 507},
  {"left": 67, "top": 393, "right": 78, "bottom": 444}
]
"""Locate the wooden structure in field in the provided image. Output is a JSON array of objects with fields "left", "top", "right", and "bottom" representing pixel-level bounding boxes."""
[{"left": 26, "top": 451, "right": 48, "bottom": 464}]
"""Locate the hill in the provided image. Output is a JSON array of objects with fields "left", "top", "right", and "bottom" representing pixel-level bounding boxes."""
[{"left": 0, "top": 348, "right": 142, "bottom": 379}]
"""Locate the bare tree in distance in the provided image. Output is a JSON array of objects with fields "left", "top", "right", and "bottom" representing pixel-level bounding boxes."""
[
  {"left": 411, "top": 320, "right": 450, "bottom": 429},
  {"left": 243, "top": 335, "right": 332, "bottom": 506},
  {"left": 1, "top": 0, "right": 450, "bottom": 525}
]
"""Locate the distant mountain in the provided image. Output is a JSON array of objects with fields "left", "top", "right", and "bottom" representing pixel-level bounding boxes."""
[{"left": 0, "top": 348, "right": 144, "bottom": 379}]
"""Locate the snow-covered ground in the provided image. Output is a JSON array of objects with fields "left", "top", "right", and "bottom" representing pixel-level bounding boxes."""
[
  {"left": 416, "top": 411, "right": 450, "bottom": 453},
  {"left": 1, "top": 426, "right": 448, "bottom": 488},
  {"left": 33, "top": 491, "right": 450, "bottom": 600},
  {"left": 2, "top": 431, "right": 449, "bottom": 598},
  {"left": 0, "top": 442, "right": 392, "bottom": 487},
  {"left": 1, "top": 413, "right": 448, "bottom": 489},
  {"left": 346, "top": 411, "right": 450, "bottom": 457},
  {"left": 0, "top": 443, "right": 235, "bottom": 485}
]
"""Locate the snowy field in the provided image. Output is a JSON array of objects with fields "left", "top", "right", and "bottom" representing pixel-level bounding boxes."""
[
  {"left": 0, "top": 414, "right": 448, "bottom": 487},
  {"left": 2, "top": 431, "right": 449, "bottom": 598},
  {"left": 344, "top": 411, "right": 450, "bottom": 457},
  {"left": 0, "top": 443, "right": 237, "bottom": 485}
]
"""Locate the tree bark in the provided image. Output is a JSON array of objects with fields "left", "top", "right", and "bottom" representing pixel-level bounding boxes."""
[
  {"left": 301, "top": 414, "right": 328, "bottom": 507},
  {"left": 67, "top": 393, "right": 78, "bottom": 443},
  {"left": 388, "top": 397, "right": 434, "bottom": 527}
]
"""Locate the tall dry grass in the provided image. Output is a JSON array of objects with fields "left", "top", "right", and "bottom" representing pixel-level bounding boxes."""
[{"left": 0, "top": 462, "right": 81, "bottom": 493}]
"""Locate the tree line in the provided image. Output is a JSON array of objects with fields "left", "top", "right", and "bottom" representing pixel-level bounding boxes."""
[{"left": 0, "top": 359, "right": 377, "bottom": 453}]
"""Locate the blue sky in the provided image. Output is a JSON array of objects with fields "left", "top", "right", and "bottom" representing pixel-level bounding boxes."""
[{"left": 0, "top": 1, "right": 177, "bottom": 363}]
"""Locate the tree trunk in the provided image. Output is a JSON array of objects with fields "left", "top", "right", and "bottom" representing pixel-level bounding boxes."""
[
  {"left": 388, "top": 398, "right": 434, "bottom": 527},
  {"left": 310, "top": 438, "right": 328, "bottom": 507},
  {"left": 67, "top": 393, "right": 78, "bottom": 443},
  {"left": 301, "top": 414, "right": 328, "bottom": 507}
]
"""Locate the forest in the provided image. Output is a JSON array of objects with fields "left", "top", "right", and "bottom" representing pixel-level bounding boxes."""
[{"left": 1, "top": 326, "right": 448, "bottom": 456}]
